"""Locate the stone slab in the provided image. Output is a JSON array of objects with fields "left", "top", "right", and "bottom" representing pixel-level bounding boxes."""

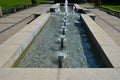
[
  {"left": 0, "top": 15, "right": 34, "bottom": 44},
  {"left": 113, "top": 26, "right": 120, "bottom": 31},
  {"left": 60, "top": 68, "right": 120, "bottom": 80},
  {"left": 87, "top": 12, "right": 96, "bottom": 20},
  {"left": 50, "top": 3, "right": 60, "bottom": 12},
  {"left": 0, "top": 18, "right": 25, "bottom": 23},
  {"left": 0, "top": 23, "right": 14, "bottom": 32},
  {"left": 7, "top": 13, "right": 32, "bottom": 18},
  {"left": 74, "top": 4, "right": 84, "bottom": 10},
  {"left": 105, "top": 19, "right": 120, "bottom": 26},
  {"left": 93, "top": 32, "right": 117, "bottom": 46},
  {"left": 102, "top": 46, "right": 120, "bottom": 67},
  {"left": 3, "top": 31, "right": 34, "bottom": 51},
  {"left": 99, "top": 15, "right": 118, "bottom": 20},
  {"left": 0, "top": 68, "right": 120, "bottom": 80},
  {"left": 75, "top": 4, "right": 89, "bottom": 13},
  {"left": 51, "top": 3, "right": 60, "bottom": 8},
  {"left": 20, "top": 13, "right": 50, "bottom": 36},
  {"left": 91, "top": 9, "right": 108, "bottom": 16},
  {"left": 0, "top": 45, "right": 22, "bottom": 67}
]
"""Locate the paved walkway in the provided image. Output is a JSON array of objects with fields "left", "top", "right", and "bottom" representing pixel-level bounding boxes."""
[
  {"left": 0, "top": 4, "right": 52, "bottom": 44},
  {"left": 81, "top": 4, "right": 120, "bottom": 46},
  {"left": 1, "top": 3, "right": 120, "bottom": 46}
]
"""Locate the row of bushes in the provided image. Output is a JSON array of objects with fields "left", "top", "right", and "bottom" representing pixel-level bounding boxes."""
[{"left": 1, "top": 4, "right": 37, "bottom": 15}]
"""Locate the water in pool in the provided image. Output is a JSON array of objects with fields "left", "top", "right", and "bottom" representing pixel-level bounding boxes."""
[{"left": 14, "top": 6, "right": 101, "bottom": 68}]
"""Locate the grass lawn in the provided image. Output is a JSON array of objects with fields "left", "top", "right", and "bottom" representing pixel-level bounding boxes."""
[
  {"left": 0, "top": 0, "right": 49, "bottom": 9},
  {"left": 102, "top": 5, "right": 120, "bottom": 11},
  {"left": 89, "top": 2, "right": 120, "bottom": 11}
]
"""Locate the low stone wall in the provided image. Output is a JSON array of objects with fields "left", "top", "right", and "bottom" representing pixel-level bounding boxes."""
[
  {"left": 0, "top": 13, "right": 51, "bottom": 67},
  {"left": 74, "top": 4, "right": 96, "bottom": 21},
  {"left": 50, "top": 3, "right": 60, "bottom": 12},
  {"left": 81, "top": 14, "right": 120, "bottom": 68},
  {"left": 1, "top": 4, "right": 37, "bottom": 15},
  {"left": 0, "top": 68, "right": 120, "bottom": 80}
]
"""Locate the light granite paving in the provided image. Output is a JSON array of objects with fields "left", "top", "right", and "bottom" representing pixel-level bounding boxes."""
[
  {"left": 7, "top": 13, "right": 32, "bottom": 18},
  {"left": 0, "top": 24, "right": 13, "bottom": 32},
  {"left": 50, "top": 3, "right": 60, "bottom": 9},
  {"left": 0, "top": 45, "right": 22, "bottom": 67},
  {"left": 0, "top": 68, "right": 120, "bottom": 80},
  {"left": 114, "top": 26, "right": 120, "bottom": 30},
  {"left": 0, "top": 17, "right": 25, "bottom": 23},
  {"left": 0, "top": 16, "right": 34, "bottom": 44},
  {"left": 99, "top": 15, "right": 118, "bottom": 20},
  {"left": 105, "top": 20, "right": 120, "bottom": 26}
]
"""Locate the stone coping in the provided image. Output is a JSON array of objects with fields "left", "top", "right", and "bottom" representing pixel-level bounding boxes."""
[
  {"left": 74, "top": 4, "right": 88, "bottom": 12},
  {"left": 50, "top": 3, "right": 60, "bottom": 12},
  {"left": 0, "top": 13, "right": 51, "bottom": 67},
  {"left": 81, "top": 14, "right": 120, "bottom": 68},
  {"left": 0, "top": 68, "right": 120, "bottom": 80},
  {"left": 51, "top": 3, "right": 60, "bottom": 9},
  {"left": 74, "top": 4, "right": 95, "bottom": 20}
]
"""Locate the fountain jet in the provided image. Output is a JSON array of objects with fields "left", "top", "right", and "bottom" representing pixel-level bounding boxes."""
[
  {"left": 64, "top": 0, "right": 68, "bottom": 16},
  {"left": 73, "top": 6, "right": 75, "bottom": 15},
  {"left": 58, "top": 7, "right": 61, "bottom": 14}
]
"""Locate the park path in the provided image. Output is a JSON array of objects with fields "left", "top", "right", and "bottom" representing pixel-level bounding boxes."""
[
  {"left": 0, "top": 4, "right": 52, "bottom": 44},
  {"left": 81, "top": 4, "right": 120, "bottom": 46}
]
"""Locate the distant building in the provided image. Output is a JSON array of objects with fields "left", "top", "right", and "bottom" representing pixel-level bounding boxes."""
[{"left": 54, "top": 0, "right": 81, "bottom": 3}]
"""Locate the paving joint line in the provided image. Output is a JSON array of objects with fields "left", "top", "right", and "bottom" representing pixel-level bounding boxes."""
[
  {"left": 0, "top": 14, "right": 34, "bottom": 34},
  {"left": 90, "top": 9, "right": 120, "bottom": 33}
]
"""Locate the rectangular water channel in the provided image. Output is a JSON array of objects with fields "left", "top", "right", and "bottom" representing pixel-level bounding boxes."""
[{"left": 14, "top": 6, "right": 102, "bottom": 68}]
